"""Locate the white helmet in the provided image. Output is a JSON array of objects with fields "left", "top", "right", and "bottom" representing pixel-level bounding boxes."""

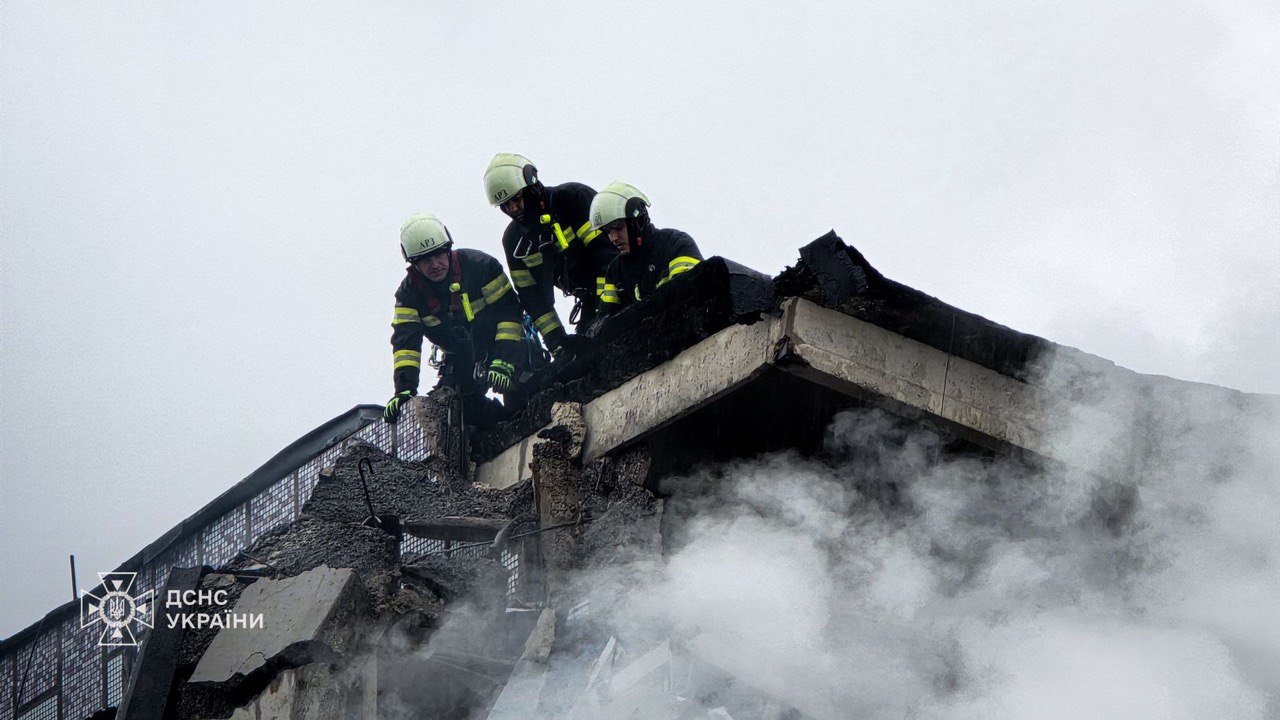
[
  {"left": 400, "top": 213, "right": 453, "bottom": 262},
  {"left": 483, "top": 153, "right": 539, "bottom": 206},
  {"left": 590, "top": 182, "right": 651, "bottom": 231}
]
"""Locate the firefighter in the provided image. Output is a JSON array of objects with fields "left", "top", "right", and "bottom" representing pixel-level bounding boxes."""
[
  {"left": 590, "top": 182, "right": 703, "bottom": 315},
  {"left": 483, "top": 153, "right": 618, "bottom": 356},
  {"left": 383, "top": 213, "right": 524, "bottom": 423}
]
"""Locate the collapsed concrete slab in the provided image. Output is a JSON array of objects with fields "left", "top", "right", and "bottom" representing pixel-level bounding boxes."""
[{"left": 189, "top": 565, "right": 362, "bottom": 686}]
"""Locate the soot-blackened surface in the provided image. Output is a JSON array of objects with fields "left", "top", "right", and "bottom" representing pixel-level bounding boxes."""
[
  {"left": 478, "top": 260, "right": 753, "bottom": 460},
  {"left": 227, "top": 516, "right": 397, "bottom": 602},
  {"left": 304, "top": 442, "right": 533, "bottom": 524},
  {"left": 574, "top": 446, "right": 663, "bottom": 566}
]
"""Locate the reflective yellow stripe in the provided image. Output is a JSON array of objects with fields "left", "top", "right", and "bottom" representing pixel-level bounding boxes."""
[
  {"left": 601, "top": 283, "right": 621, "bottom": 304},
  {"left": 393, "top": 349, "right": 421, "bottom": 369},
  {"left": 533, "top": 310, "right": 561, "bottom": 335},
  {"left": 553, "top": 223, "right": 576, "bottom": 251},
  {"left": 668, "top": 256, "right": 700, "bottom": 276},
  {"left": 596, "top": 276, "right": 606, "bottom": 296},
  {"left": 482, "top": 274, "right": 512, "bottom": 304},
  {"left": 634, "top": 286, "right": 642, "bottom": 300},
  {"left": 576, "top": 221, "right": 602, "bottom": 247},
  {"left": 494, "top": 321, "right": 522, "bottom": 342},
  {"left": 393, "top": 307, "right": 420, "bottom": 325},
  {"left": 524, "top": 252, "right": 544, "bottom": 268},
  {"left": 461, "top": 293, "right": 475, "bottom": 322},
  {"left": 512, "top": 269, "right": 536, "bottom": 288},
  {"left": 422, "top": 315, "right": 441, "bottom": 327}
]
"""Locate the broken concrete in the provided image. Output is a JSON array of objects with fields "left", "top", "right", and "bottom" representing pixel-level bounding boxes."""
[
  {"left": 190, "top": 565, "right": 362, "bottom": 686},
  {"left": 197, "top": 660, "right": 376, "bottom": 720},
  {"left": 531, "top": 409, "right": 584, "bottom": 585},
  {"left": 401, "top": 554, "right": 509, "bottom": 609},
  {"left": 575, "top": 448, "right": 663, "bottom": 567},
  {"left": 118, "top": 566, "right": 204, "bottom": 720},
  {"left": 307, "top": 442, "right": 533, "bottom": 527}
]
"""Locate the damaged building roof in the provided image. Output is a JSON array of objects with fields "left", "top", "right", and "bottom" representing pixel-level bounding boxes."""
[{"left": 2, "top": 233, "right": 1273, "bottom": 720}]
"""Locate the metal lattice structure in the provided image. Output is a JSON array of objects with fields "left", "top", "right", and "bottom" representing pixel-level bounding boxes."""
[
  {"left": 14, "top": 694, "right": 56, "bottom": 720},
  {"left": 0, "top": 402, "right": 436, "bottom": 720},
  {"left": 58, "top": 619, "right": 98, "bottom": 720}
]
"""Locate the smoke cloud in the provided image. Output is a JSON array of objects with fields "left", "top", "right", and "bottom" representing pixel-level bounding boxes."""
[{"left": 558, "top": 357, "right": 1280, "bottom": 718}]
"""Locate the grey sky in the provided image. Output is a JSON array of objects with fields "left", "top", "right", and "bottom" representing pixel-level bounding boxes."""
[{"left": 1, "top": 1, "right": 1276, "bottom": 636}]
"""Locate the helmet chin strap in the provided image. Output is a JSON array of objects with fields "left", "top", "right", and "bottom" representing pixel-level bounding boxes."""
[
  {"left": 518, "top": 184, "right": 547, "bottom": 226},
  {"left": 627, "top": 218, "right": 648, "bottom": 252}
]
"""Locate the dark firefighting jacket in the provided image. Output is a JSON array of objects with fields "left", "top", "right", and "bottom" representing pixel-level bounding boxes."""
[
  {"left": 500, "top": 182, "right": 618, "bottom": 344},
  {"left": 599, "top": 225, "right": 702, "bottom": 314},
  {"left": 390, "top": 249, "right": 522, "bottom": 394}
]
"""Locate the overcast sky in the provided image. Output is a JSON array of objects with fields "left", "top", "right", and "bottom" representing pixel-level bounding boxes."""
[{"left": 2, "top": 1, "right": 1276, "bottom": 637}]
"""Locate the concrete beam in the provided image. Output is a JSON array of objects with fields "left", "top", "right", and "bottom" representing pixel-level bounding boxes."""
[
  {"left": 476, "top": 297, "right": 1125, "bottom": 489},
  {"left": 778, "top": 298, "right": 1123, "bottom": 466},
  {"left": 476, "top": 319, "right": 781, "bottom": 489}
]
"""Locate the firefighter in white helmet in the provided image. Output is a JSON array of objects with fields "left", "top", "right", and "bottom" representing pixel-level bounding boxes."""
[
  {"left": 590, "top": 183, "right": 703, "bottom": 314},
  {"left": 483, "top": 153, "right": 618, "bottom": 356},
  {"left": 384, "top": 213, "right": 524, "bottom": 423}
]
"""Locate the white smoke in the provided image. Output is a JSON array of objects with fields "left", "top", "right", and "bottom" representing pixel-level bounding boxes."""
[{"left": 561, "top": 358, "right": 1280, "bottom": 719}]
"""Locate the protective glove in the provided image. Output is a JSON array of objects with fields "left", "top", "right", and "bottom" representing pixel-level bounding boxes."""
[
  {"left": 488, "top": 359, "right": 516, "bottom": 393},
  {"left": 383, "top": 389, "right": 416, "bottom": 423}
]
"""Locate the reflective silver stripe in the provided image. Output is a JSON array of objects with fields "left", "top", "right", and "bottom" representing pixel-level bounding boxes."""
[
  {"left": 494, "top": 321, "right": 522, "bottom": 342},
  {"left": 393, "top": 349, "right": 421, "bottom": 369},
  {"left": 512, "top": 269, "right": 536, "bottom": 288},
  {"left": 524, "top": 252, "right": 544, "bottom": 268},
  {"left": 422, "top": 315, "right": 441, "bottom": 327},
  {"left": 393, "top": 307, "right": 420, "bottom": 325},
  {"left": 534, "top": 311, "right": 561, "bottom": 335}
]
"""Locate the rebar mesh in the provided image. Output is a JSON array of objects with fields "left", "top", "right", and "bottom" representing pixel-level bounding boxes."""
[
  {"left": 400, "top": 536, "right": 448, "bottom": 556},
  {"left": 501, "top": 547, "right": 519, "bottom": 597}
]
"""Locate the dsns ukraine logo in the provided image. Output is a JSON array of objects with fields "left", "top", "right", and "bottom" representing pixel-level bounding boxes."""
[{"left": 81, "top": 572, "right": 154, "bottom": 647}]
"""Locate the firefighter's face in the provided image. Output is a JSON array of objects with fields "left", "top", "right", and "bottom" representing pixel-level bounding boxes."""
[
  {"left": 413, "top": 250, "right": 451, "bottom": 282},
  {"left": 604, "top": 220, "right": 630, "bottom": 255},
  {"left": 499, "top": 190, "right": 525, "bottom": 221}
]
